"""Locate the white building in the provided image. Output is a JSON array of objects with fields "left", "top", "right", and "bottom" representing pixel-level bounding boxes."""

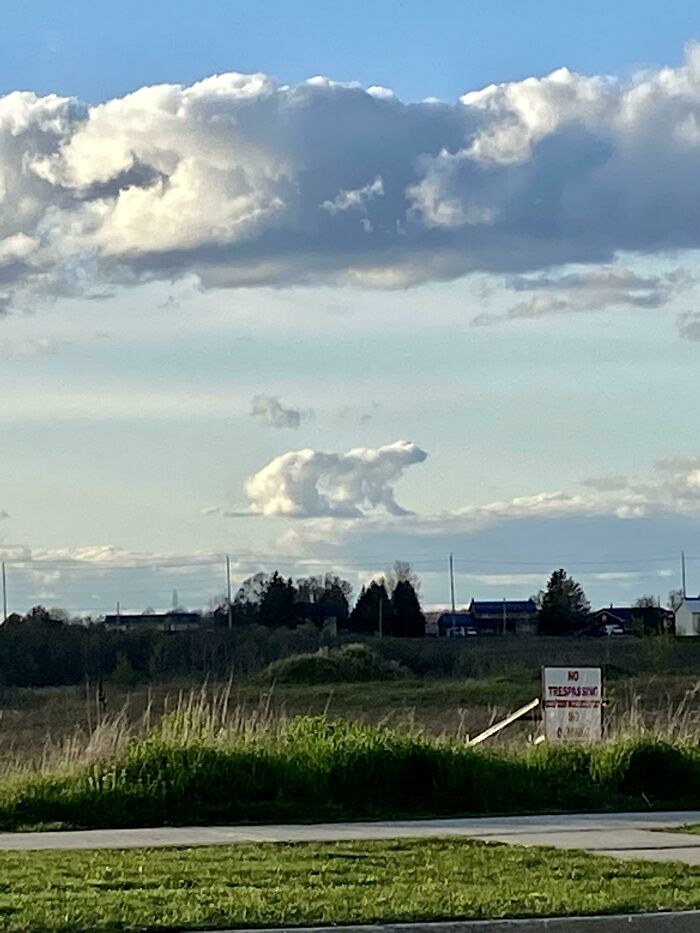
[{"left": 674, "top": 598, "right": 700, "bottom": 636}]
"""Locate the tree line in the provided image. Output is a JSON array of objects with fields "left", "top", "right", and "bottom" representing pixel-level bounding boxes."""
[
  {"left": 223, "top": 564, "right": 425, "bottom": 637},
  {"left": 0, "top": 566, "right": 678, "bottom": 689}
]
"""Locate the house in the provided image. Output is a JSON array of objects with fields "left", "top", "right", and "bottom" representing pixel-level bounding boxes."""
[
  {"left": 588, "top": 605, "right": 671, "bottom": 636},
  {"left": 468, "top": 599, "right": 539, "bottom": 635},
  {"left": 437, "top": 600, "right": 538, "bottom": 636},
  {"left": 437, "top": 611, "right": 477, "bottom": 637},
  {"left": 674, "top": 598, "right": 700, "bottom": 637},
  {"left": 103, "top": 611, "right": 203, "bottom": 632}
]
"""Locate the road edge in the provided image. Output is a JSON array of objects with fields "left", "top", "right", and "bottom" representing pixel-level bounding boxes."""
[{"left": 209, "top": 911, "right": 700, "bottom": 932}]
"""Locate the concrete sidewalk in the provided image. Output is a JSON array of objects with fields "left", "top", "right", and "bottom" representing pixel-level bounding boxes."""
[{"left": 0, "top": 811, "right": 699, "bottom": 862}]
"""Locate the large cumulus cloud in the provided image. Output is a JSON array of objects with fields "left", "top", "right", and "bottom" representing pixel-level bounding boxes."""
[
  {"left": 244, "top": 440, "right": 427, "bottom": 517},
  {"left": 6, "top": 48, "right": 700, "bottom": 307}
]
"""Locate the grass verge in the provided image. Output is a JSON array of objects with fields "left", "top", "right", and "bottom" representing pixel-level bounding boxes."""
[{"left": 2, "top": 838, "right": 700, "bottom": 932}]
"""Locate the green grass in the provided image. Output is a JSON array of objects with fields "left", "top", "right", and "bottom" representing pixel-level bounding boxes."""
[
  {"left": 237, "top": 675, "right": 540, "bottom": 733},
  {"left": 4, "top": 669, "right": 699, "bottom": 768},
  {"left": 1, "top": 838, "right": 700, "bottom": 932},
  {"left": 2, "top": 715, "right": 700, "bottom": 832}
]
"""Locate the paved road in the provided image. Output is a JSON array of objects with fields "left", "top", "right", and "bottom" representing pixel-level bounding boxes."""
[{"left": 1, "top": 811, "right": 700, "bottom": 863}]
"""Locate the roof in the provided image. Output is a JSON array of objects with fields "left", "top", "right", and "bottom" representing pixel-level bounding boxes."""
[
  {"left": 591, "top": 607, "right": 638, "bottom": 623},
  {"left": 437, "top": 611, "right": 472, "bottom": 625},
  {"left": 104, "top": 611, "right": 201, "bottom": 625},
  {"left": 678, "top": 598, "right": 700, "bottom": 611},
  {"left": 469, "top": 600, "right": 537, "bottom": 615}
]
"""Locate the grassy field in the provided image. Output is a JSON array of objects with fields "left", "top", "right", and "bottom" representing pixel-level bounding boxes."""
[
  {"left": 1, "top": 837, "right": 700, "bottom": 932},
  {"left": 0, "top": 637, "right": 698, "bottom": 832},
  {"left": 2, "top": 633, "right": 700, "bottom": 769},
  {"left": 1, "top": 705, "right": 700, "bottom": 831},
  {"left": 2, "top": 667, "right": 699, "bottom": 767}
]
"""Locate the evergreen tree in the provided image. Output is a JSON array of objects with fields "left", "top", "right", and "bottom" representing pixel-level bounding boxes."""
[
  {"left": 391, "top": 579, "right": 425, "bottom": 637},
  {"left": 317, "top": 575, "right": 351, "bottom": 628},
  {"left": 258, "top": 572, "right": 297, "bottom": 628},
  {"left": 349, "top": 580, "right": 391, "bottom": 635},
  {"left": 537, "top": 569, "right": 590, "bottom": 635}
]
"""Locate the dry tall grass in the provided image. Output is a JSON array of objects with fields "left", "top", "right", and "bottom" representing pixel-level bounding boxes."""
[{"left": 2, "top": 679, "right": 699, "bottom": 780}]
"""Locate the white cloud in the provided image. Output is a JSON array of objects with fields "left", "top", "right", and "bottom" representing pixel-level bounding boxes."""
[
  {"left": 250, "top": 395, "right": 310, "bottom": 429},
  {"left": 321, "top": 176, "right": 384, "bottom": 214},
  {"left": 7, "top": 48, "right": 700, "bottom": 306},
  {"left": 244, "top": 440, "right": 427, "bottom": 518}
]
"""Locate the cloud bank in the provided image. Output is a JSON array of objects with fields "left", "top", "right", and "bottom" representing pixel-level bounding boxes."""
[
  {"left": 274, "top": 452, "right": 700, "bottom": 563},
  {"left": 244, "top": 440, "right": 427, "bottom": 517},
  {"left": 6, "top": 46, "right": 700, "bottom": 308}
]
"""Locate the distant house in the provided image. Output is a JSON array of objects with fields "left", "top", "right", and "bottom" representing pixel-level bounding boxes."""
[
  {"left": 103, "top": 611, "right": 203, "bottom": 632},
  {"left": 437, "top": 611, "right": 476, "bottom": 637},
  {"left": 587, "top": 606, "right": 672, "bottom": 636},
  {"left": 437, "top": 600, "right": 538, "bottom": 636},
  {"left": 675, "top": 598, "right": 700, "bottom": 637},
  {"left": 468, "top": 599, "right": 539, "bottom": 635}
]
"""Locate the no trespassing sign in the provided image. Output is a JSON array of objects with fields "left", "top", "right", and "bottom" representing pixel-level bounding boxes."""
[{"left": 542, "top": 666, "right": 603, "bottom": 742}]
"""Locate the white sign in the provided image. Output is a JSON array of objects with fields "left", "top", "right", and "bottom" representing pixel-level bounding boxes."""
[{"left": 542, "top": 667, "right": 603, "bottom": 742}]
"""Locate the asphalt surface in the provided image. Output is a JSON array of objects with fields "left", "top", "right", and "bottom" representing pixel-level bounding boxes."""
[
  {"left": 208, "top": 916, "right": 700, "bottom": 932},
  {"left": 0, "top": 811, "right": 699, "bottom": 862}
]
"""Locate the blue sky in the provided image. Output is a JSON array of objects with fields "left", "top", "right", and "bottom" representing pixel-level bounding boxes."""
[
  {"left": 3, "top": 1, "right": 700, "bottom": 103},
  {"left": 1, "top": 1, "right": 700, "bottom": 613}
]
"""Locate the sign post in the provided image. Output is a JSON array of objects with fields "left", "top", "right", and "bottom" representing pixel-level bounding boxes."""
[{"left": 542, "top": 666, "right": 603, "bottom": 742}]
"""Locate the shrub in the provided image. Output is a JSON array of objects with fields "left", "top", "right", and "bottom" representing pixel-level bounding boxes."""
[{"left": 262, "top": 643, "right": 409, "bottom": 684}]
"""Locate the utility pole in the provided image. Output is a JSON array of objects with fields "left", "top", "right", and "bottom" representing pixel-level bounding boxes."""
[
  {"left": 449, "top": 554, "right": 456, "bottom": 615},
  {"left": 226, "top": 554, "right": 233, "bottom": 629},
  {"left": 682, "top": 551, "right": 687, "bottom": 599},
  {"left": 1, "top": 561, "right": 7, "bottom": 623},
  {"left": 502, "top": 597, "right": 507, "bottom": 636}
]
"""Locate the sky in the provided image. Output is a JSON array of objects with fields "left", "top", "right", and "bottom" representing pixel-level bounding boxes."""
[{"left": 1, "top": 0, "right": 700, "bottom": 613}]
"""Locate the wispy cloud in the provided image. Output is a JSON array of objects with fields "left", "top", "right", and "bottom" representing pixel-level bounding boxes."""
[
  {"left": 581, "top": 474, "right": 630, "bottom": 492},
  {"left": 0, "top": 337, "right": 70, "bottom": 359},
  {"left": 250, "top": 395, "right": 311, "bottom": 430},
  {"left": 677, "top": 310, "right": 700, "bottom": 340},
  {"left": 473, "top": 268, "right": 690, "bottom": 326},
  {"left": 321, "top": 176, "right": 384, "bottom": 215}
]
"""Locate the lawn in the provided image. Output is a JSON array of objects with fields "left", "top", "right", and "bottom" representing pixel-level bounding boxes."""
[{"left": 1, "top": 838, "right": 700, "bottom": 932}]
